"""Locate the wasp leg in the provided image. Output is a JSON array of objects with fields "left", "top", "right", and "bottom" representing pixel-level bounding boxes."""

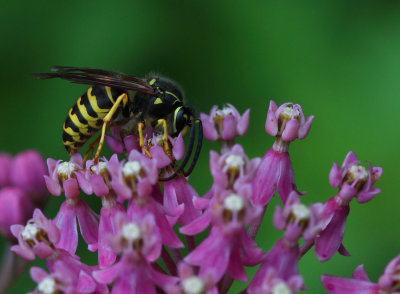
[
  {"left": 159, "top": 118, "right": 202, "bottom": 181},
  {"left": 93, "top": 93, "right": 128, "bottom": 164},
  {"left": 83, "top": 135, "right": 101, "bottom": 163},
  {"left": 138, "top": 122, "right": 152, "bottom": 158},
  {"left": 154, "top": 119, "right": 171, "bottom": 158}
]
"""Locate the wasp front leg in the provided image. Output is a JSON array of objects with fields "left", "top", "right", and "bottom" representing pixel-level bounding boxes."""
[
  {"left": 138, "top": 122, "right": 152, "bottom": 158},
  {"left": 154, "top": 118, "right": 171, "bottom": 158},
  {"left": 93, "top": 93, "right": 128, "bottom": 164}
]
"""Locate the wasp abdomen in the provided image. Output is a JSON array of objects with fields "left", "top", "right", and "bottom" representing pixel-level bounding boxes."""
[{"left": 62, "top": 86, "right": 126, "bottom": 154}]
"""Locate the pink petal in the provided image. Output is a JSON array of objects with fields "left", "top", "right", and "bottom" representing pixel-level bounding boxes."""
[
  {"left": 237, "top": 108, "right": 250, "bottom": 136},
  {"left": 44, "top": 175, "right": 61, "bottom": 196},
  {"left": 353, "top": 265, "right": 371, "bottom": 281},
  {"left": 321, "top": 275, "right": 379, "bottom": 294},
  {"left": 281, "top": 119, "right": 299, "bottom": 142},
  {"left": 90, "top": 174, "right": 109, "bottom": 196},
  {"left": 75, "top": 172, "right": 93, "bottom": 195},
  {"left": 77, "top": 270, "right": 97, "bottom": 293},
  {"left": 123, "top": 135, "right": 140, "bottom": 154},
  {"left": 200, "top": 113, "right": 218, "bottom": 141},
  {"left": 105, "top": 135, "right": 124, "bottom": 154},
  {"left": 63, "top": 178, "right": 80, "bottom": 199},
  {"left": 150, "top": 146, "right": 171, "bottom": 168},
  {"left": 298, "top": 115, "right": 314, "bottom": 139},
  {"left": 265, "top": 100, "right": 278, "bottom": 136},
  {"left": 172, "top": 133, "right": 185, "bottom": 160},
  {"left": 93, "top": 262, "right": 120, "bottom": 284},
  {"left": 77, "top": 200, "right": 99, "bottom": 246},
  {"left": 54, "top": 202, "right": 78, "bottom": 254},
  {"left": 329, "top": 162, "right": 341, "bottom": 188},
  {"left": 221, "top": 115, "right": 237, "bottom": 140},
  {"left": 30, "top": 267, "right": 48, "bottom": 283},
  {"left": 179, "top": 213, "right": 211, "bottom": 235}
]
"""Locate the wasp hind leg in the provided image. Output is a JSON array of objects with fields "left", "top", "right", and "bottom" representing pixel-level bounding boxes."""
[
  {"left": 138, "top": 122, "right": 152, "bottom": 158},
  {"left": 93, "top": 93, "right": 128, "bottom": 164}
]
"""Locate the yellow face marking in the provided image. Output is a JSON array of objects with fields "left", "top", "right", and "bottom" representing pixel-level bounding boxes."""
[
  {"left": 88, "top": 88, "right": 109, "bottom": 114},
  {"left": 154, "top": 97, "right": 163, "bottom": 105},
  {"left": 149, "top": 78, "right": 157, "bottom": 85},
  {"left": 105, "top": 86, "right": 116, "bottom": 104}
]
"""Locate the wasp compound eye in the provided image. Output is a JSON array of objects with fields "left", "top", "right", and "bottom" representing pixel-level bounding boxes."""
[{"left": 174, "top": 106, "right": 192, "bottom": 136}]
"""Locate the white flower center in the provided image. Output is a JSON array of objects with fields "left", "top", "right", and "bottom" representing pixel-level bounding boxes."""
[
  {"left": 21, "top": 222, "right": 39, "bottom": 240},
  {"left": 272, "top": 282, "right": 291, "bottom": 294},
  {"left": 123, "top": 161, "right": 142, "bottom": 177},
  {"left": 215, "top": 106, "right": 232, "bottom": 117},
  {"left": 91, "top": 162, "right": 107, "bottom": 174},
  {"left": 348, "top": 165, "right": 368, "bottom": 181},
  {"left": 224, "top": 194, "right": 244, "bottom": 212},
  {"left": 292, "top": 204, "right": 310, "bottom": 221},
  {"left": 182, "top": 276, "right": 205, "bottom": 294},
  {"left": 281, "top": 106, "right": 300, "bottom": 120},
  {"left": 225, "top": 154, "right": 244, "bottom": 169},
  {"left": 122, "top": 223, "right": 141, "bottom": 241},
  {"left": 57, "top": 162, "right": 77, "bottom": 177},
  {"left": 38, "top": 277, "right": 56, "bottom": 294}
]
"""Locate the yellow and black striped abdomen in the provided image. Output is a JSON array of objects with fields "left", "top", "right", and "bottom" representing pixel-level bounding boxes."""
[{"left": 62, "top": 86, "right": 127, "bottom": 154}]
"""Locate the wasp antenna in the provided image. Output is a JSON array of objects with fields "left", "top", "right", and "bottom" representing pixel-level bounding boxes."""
[{"left": 183, "top": 119, "right": 203, "bottom": 177}]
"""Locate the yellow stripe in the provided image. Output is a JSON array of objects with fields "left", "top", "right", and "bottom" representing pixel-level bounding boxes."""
[
  {"left": 76, "top": 97, "right": 99, "bottom": 129},
  {"left": 173, "top": 106, "right": 182, "bottom": 133},
  {"left": 68, "top": 108, "right": 87, "bottom": 130},
  {"left": 165, "top": 91, "right": 181, "bottom": 102},
  {"left": 105, "top": 86, "right": 115, "bottom": 104},
  {"left": 63, "top": 123, "right": 79, "bottom": 136},
  {"left": 88, "top": 88, "right": 109, "bottom": 114}
]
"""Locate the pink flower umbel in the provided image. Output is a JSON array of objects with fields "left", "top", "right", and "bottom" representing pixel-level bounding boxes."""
[
  {"left": 93, "top": 212, "right": 177, "bottom": 293},
  {"left": 248, "top": 268, "right": 303, "bottom": 294},
  {"left": 314, "top": 151, "right": 383, "bottom": 262},
  {"left": 183, "top": 188, "right": 263, "bottom": 282},
  {"left": 322, "top": 255, "right": 400, "bottom": 294},
  {"left": 252, "top": 100, "right": 314, "bottom": 206},
  {"left": 249, "top": 192, "right": 322, "bottom": 291}
]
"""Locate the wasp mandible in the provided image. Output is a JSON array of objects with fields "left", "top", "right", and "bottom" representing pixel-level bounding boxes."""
[{"left": 34, "top": 66, "right": 203, "bottom": 181}]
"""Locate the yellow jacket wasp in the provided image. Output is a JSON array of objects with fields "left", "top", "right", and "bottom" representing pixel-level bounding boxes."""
[{"left": 34, "top": 66, "right": 203, "bottom": 181}]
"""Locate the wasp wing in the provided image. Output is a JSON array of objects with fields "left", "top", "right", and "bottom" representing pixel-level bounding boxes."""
[{"left": 33, "top": 66, "right": 154, "bottom": 94}]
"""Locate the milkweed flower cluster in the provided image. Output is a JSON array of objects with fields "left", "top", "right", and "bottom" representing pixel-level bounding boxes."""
[{"left": 7, "top": 101, "right": 388, "bottom": 293}]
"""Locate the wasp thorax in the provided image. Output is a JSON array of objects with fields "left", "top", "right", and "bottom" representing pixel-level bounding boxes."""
[
  {"left": 57, "top": 162, "right": 77, "bottom": 182},
  {"left": 344, "top": 165, "right": 368, "bottom": 190},
  {"left": 182, "top": 276, "right": 205, "bottom": 294},
  {"left": 38, "top": 277, "right": 59, "bottom": 294},
  {"left": 288, "top": 204, "right": 310, "bottom": 229},
  {"left": 91, "top": 162, "right": 108, "bottom": 177},
  {"left": 272, "top": 282, "right": 291, "bottom": 294},
  {"left": 223, "top": 194, "right": 245, "bottom": 222}
]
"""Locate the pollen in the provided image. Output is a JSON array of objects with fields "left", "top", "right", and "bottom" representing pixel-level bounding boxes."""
[
  {"left": 292, "top": 204, "right": 310, "bottom": 221},
  {"left": 122, "top": 223, "right": 141, "bottom": 241},
  {"left": 272, "top": 282, "right": 291, "bottom": 294},
  {"left": 215, "top": 106, "right": 233, "bottom": 118},
  {"left": 21, "top": 222, "right": 39, "bottom": 241},
  {"left": 57, "top": 162, "right": 77, "bottom": 181},
  {"left": 38, "top": 277, "right": 57, "bottom": 294},
  {"left": 182, "top": 276, "right": 205, "bottom": 294},
  {"left": 280, "top": 105, "right": 300, "bottom": 121},
  {"left": 225, "top": 154, "right": 245, "bottom": 169},
  {"left": 123, "top": 161, "right": 142, "bottom": 177},
  {"left": 348, "top": 165, "right": 368, "bottom": 182},
  {"left": 224, "top": 194, "right": 244, "bottom": 212},
  {"left": 91, "top": 161, "right": 108, "bottom": 177}
]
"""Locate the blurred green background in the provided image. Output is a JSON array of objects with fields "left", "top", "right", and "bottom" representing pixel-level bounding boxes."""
[{"left": 1, "top": 0, "right": 400, "bottom": 293}]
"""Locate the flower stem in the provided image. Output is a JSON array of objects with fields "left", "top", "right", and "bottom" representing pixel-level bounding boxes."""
[
  {"left": 0, "top": 242, "right": 27, "bottom": 294},
  {"left": 186, "top": 235, "right": 196, "bottom": 252},
  {"left": 161, "top": 246, "right": 177, "bottom": 276}
]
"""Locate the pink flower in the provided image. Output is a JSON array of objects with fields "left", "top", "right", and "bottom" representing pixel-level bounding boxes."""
[
  {"left": 108, "top": 151, "right": 158, "bottom": 200},
  {"left": 200, "top": 104, "right": 250, "bottom": 142},
  {"left": 10, "top": 209, "right": 60, "bottom": 260},
  {"left": 166, "top": 262, "right": 218, "bottom": 294},
  {"left": 93, "top": 212, "right": 177, "bottom": 293},
  {"left": 11, "top": 150, "right": 47, "bottom": 202},
  {"left": 0, "top": 187, "right": 34, "bottom": 238},
  {"left": 265, "top": 100, "right": 313, "bottom": 142},
  {"left": 183, "top": 189, "right": 263, "bottom": 282},
  {"left": 44, "top": 153, "right": 83, "bottom": 198},
  {"left": 248, "top": 268, "right": 303, "bottom": 294},
  {"left": 314, "top": 151, "right": 383, "bottom": 262},
  {"left": 53, "top": 198, "right": 99, "bottom": 254},
  {"left": 322, "top": 255, "right": 400, "bottom": 294}
]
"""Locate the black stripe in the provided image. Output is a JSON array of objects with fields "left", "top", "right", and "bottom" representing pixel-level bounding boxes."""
[
  {"left": 92, "top": 86, "right": 113, "bottom": 110},
  {"left": 64, "top": 116, "right": 80, "bottom": 133},
  {"left": 81, "top": 89, "right": 98, "bottom": 118},
  {"left": 70, "top": 104, "right": 88, "bottom": 125}
]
